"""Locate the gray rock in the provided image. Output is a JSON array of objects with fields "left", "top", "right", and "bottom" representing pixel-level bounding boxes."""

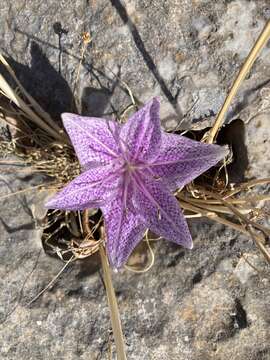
[
  {"left": 1, "top": 0, "right": 270, "bottom": 129},
  {"left": 0, "top": 0, "right": 270, "bottom": 359}
]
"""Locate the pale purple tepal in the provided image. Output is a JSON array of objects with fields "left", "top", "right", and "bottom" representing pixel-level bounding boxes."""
[{"left": 46, "top": 98, "right": 228, "bottom": 268}]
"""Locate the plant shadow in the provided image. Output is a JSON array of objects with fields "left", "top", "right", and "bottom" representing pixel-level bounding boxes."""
[
  {"left": 3, "top": 41, "right": 76, "bottom": 122},
  {"left": 3, "top": 25, "right": 128, "bottom": 120}
]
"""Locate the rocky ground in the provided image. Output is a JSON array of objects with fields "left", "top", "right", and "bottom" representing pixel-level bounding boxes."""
[{"left": 0, "top": 0, "right": 270, "bottom": 359}]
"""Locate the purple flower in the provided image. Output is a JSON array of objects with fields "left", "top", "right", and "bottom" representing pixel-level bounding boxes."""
[{"left": 46, "top": 98, "right": 228, "bottom": 268}]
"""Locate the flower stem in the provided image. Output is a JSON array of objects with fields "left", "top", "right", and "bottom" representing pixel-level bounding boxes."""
[
  {"left": 207, "top": 20, "right": 270, "bottom": 144},
  {"left": 99, "top": 245, "right": 127, "bottom": 360}
]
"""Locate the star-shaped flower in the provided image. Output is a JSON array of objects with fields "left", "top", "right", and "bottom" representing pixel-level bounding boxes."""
[{"left": 46, "top": 98, "right": 228, "bottom": 268}]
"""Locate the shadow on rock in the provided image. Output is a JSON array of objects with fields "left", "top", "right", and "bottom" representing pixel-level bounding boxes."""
[
  {"left": 217, "top": 119, "right": 249, "bottom": 183},
  {"left": 3, "top": 40, "right": 76, "bottom": 121},
  {"left": 81, "top": 69, "right": 120, "bottom": 118},
  {"left": 110, "top": 0, "right": 183, "bottom": 118}
]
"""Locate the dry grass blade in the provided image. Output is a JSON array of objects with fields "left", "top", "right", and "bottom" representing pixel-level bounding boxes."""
[
  {"left": 200, "top": 188, "right": 270, "bottom": 238},
  {"left": 179, "top": 199, "right": 262, "bottom": 239},
  {"left": 224, "top": 178, "right": 270, "bottom": 198},
  {"left": 179, "top": 177, "right": 270, "bottom": 264},
  {"left": 206, "top": 20, "right": 270, "bottom": 143},
  {"left": 0, "top": 55, "right": 69, "bottom": 144},
  {"left": 99, "top": 245, "right": 127, "bottom": 360},
  {"left": 72, "top": 32, "right": 92, "bottom": 110},
  {"left": 27, "top": 256, "right": 75, "bottom": 306},
  {"left": 0, "top": 183, "right": 57, "bottom": 201},
  {"left": 0, "top": 74, "right": 63, "bottom": 142},
  {"left": 181, "top": 194, "right": 270, "bottom": 205},
  {"left": 179, "top": 194, "right": 254, "bottom": 216},
  {"left": 246, "top": 225, "right": 270, "bottom": 264},
  {"left": 0, "top": 54, "right": 61, "bottom": 134}
]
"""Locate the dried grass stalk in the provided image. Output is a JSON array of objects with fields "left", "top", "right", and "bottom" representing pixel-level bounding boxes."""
[
  {"left": 206, "top": 20, "right": 270, "bottom": 143},
  {"left": 0, "top": 54, "right": 69, "bottom": 143}
]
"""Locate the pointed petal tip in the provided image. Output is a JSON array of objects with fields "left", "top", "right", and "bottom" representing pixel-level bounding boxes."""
[
  {"left": 44, "top": 198, "right": 57, "bottom": 209},
  {"left": 61, "top": 112, "right": 77, "bottom": 126},
  {"left": 151, "top": 96, "right": 160, "bottom": 104},
  {"left": 143, "top": 96, "right": 160, "bottom": 110},
  {"left": 107, "top": 253, "right": 123, "bottom": 270},
  {"left": 215, "top": 144, "right": 230, "bottom": 163},
  {"left": 180, "top": 230, "right": 193, "bottom": 250},
  {"left": 111, "top": 262, "right": 122, "bottom": 270},
  {"left": 188, "top": 241, "right": 194, "bottom": 250},
  {"left": 181, "top": 237, "right": 193, "bottom": 250},
  {"left": 217, "top": 144, "right": 230, "bottom": 158},
  {"left": 44, "top": 194, "right": 63, "bottom": 210},
  {"left": 149, "top": 96, "right": 160, "bottom": 109},
  {"left": 210, "top": 143, "right": 230, "bottom": 163},
  {"left": 223, "top": 144, "right": 230, "bottom": 156},
  {"left": 106, "top": 242, "right": 132, "bottom": 269}
]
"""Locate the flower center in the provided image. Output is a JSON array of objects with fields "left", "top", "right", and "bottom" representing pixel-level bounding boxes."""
[{"left": 125, "top": 162, "right": 137, "bottom": 173}]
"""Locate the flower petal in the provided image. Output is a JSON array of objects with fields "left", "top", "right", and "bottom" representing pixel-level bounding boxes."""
[
  {"left": 45, "top": 165, "right": 120, "bottom": 211},
  {"left": 120, "top": 97, "right": 161, "bottom": 162},
  {"left": 132, "top": 171, "right": 193, "bottom": 249},
  {"left": 150, "top": 133, "right": 228, "bottom": 190},
  {"left": 102, "top": 192, "right": 146, "bottom": 269},
  {"left": 62, "top": 113, "right": 120, "bottom": 168}
]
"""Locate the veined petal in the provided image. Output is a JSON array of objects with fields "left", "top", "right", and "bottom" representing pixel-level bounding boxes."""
[
  {"left": 150, "top": 133, "right": 228, "bottom": 190},
  {"left": 132, "top": 171, "right": 193, "bottom": 249},
  {"left": 120, "top": 97, "right": 161, "bottom": 162},
  {"left": 62, "top": 113, "right": 121, "bottom": 168},
  {"left": 102, "top": 188, "right": 146, "bottom": 269},
  {"left": 45, "top": 164, "right": 120, "bottom": 211}
]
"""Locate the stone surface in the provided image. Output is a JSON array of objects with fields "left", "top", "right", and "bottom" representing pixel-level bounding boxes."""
[
  {"left": 1, "top": 0, "right": 270, "bottom": 130},
  {"left": 0, "top": 0, "right": 270, "bottom": 359}
]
